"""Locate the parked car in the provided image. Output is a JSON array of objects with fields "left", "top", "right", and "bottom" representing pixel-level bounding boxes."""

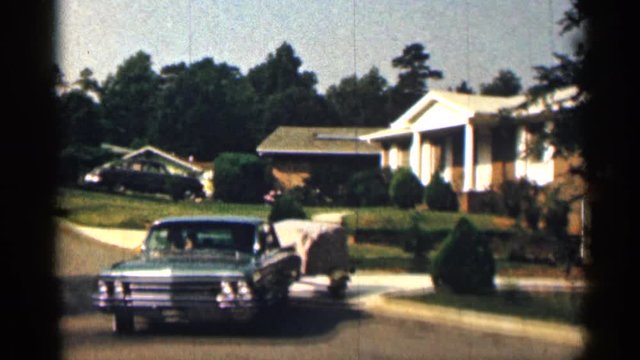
[
  {"left": 93, "top": 216, "right": 302, "bottom": 333},
  {"left": 83, "top": 159, "right": 204, "bottom": 200}
]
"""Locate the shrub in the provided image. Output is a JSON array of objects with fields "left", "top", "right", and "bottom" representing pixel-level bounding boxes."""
[
  {"left": 430, "top": 217, "right": 496, "bottom": 294},
  {"left": 344, "top": 168, "right": 390, "bottom": 207},
  {"left": 304, "top": 162, "right": 353, "bottom": 205},
  {"left": 500, "top": 178, "right": 541, "bottom": 229},
  {"left": 213, "top": 152, "right": 273, "bottom": 203},
  {"left": 389, "top": 168, "right": 424, "bottom": 209},
  {"left": 268, "top": 193, "right": 307, "bottom": 222},
  {"left": 424, "top": 172, "right": 459, "bottom": 211}
]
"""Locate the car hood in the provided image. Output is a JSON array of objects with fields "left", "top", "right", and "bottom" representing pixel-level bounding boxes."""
[{"left": 102, "top": 251, "right": 258, "bottom": 278}]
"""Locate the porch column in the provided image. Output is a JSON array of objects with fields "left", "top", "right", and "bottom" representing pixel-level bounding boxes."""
[
  {"left": 463, "top": 123, "right": 474, "bottom": 192},
  {"left": 421, "top": 139, "right": 432, "bottom": 185},
  {"left": 380, "top": 147, "right": 389, "bottom": 168},
  {"left": 410, "top": 132, "right": 422, "bottom": 178}
]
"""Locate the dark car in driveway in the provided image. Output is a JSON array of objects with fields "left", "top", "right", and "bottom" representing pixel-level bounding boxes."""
[
  {"left": 83, "top": 158, "right": 204, "bottom": 200},
  {"left": 93, "top": 216, "right": 302, "bottom": 333}
]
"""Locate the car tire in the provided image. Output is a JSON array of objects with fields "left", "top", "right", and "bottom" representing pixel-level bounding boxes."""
[
  {"left": 328, "top": 277, "right": 348, "bottom": 299},
  {"left": 113, "top": 312, "right": 134, "bottom": 334}
]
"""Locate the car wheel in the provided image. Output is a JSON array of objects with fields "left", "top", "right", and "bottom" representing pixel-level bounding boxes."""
[
  {"left": 113, "top": 312, "right": 134, "bottom": 334},
  {"left": 328, "top": 278, "right": 348, "bottom": 299}
]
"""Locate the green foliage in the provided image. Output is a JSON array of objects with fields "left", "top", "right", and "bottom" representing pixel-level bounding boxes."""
[
  {"left": 389, "top": 42, "right": 443, "bottom": 115},
  {"left": 58, "top": 145, "right": 120, "bottom": 185},
  {"left": 326, "top": 67, "right": 392, "bottom": 127},
  {"left": 304, "top": 162, "right": 354, "bottom": 205},
  {"left": 213, "top": 153, "right": 273, "bottom": 203},
  {"left": 451, "top": 80, "right": 474, "bottom": 94},
  {"left": 150, "top": 58, "right": 258, "bottom": 160},
  {"left": 268, "top": 194, "right": 307, "bottom": 222},
  {"left": 248, "top": 42, "right": 335, "bottom": 138},
  {"left": 389, "top": 168, "right": 424, "bottom": 209},
  {"left": 480, "top": 69, "right": 522, "bottom": 96},
  {"left": 430, "top": 218, "right": 496, "bottom": 294},
  {"left": 56, "top": 90, "right": 105, "bottom": 149},
  {"left": 424, "top": 172, "right": 459, "bottom": 211},
  {"left": 101, "top": 51, "right": 161, "bottom": 147},
  {"left": 500, "top": 178, "right": 541, "bottom": 229},
  {"left": 344, "top": 168, "right": 390, "bottom": 207}
]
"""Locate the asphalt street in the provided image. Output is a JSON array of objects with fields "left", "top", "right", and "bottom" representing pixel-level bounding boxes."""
[{"left": 59, "top": 287, "right": 581, "bottom": 360}]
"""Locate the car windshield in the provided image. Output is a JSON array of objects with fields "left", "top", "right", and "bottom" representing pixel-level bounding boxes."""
[{"left": 145, "top": 222, "right": 258, "bottom": 254}]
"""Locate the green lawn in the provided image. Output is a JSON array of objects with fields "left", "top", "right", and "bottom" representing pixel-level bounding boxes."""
[
  {"left": 398, "top": 288, "right": 584, "bottom": 325},
  {"left": 56, "top": 188, "right": 581, "bottom": 278},
  {"left": 343, "top": 207, "right": 513, "bottom": 232}
]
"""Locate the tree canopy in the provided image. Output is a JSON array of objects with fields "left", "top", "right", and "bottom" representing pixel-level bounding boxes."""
[{"left": 480, "top": 69, "right": 522, "bottom": 96}]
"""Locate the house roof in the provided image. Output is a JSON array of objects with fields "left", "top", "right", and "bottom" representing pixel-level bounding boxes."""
[
  {"left": 361, "top": 86, "right": 578, "bottom": 141},
  {"left": 257, "top": 126, "right": 384, "bottom": 156},
  {"left": 122, "top": 145, "right": 204, "bottom": 172}
]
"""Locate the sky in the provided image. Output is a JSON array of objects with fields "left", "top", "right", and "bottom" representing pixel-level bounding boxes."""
[{"left": 54, "top": 0, "right": 580, "bottom": 94}]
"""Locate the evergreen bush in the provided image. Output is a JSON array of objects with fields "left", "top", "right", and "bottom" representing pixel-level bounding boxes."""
[
  {"left": 344, "top": 168, "right": 390, "bottom": 206},
  {"left": 213, "top": 152, "right": 273, "bottom": 203},
  {"left": 430, "top": 217, "right": 496, "bottom": 294},
  {"left": 423, "top": 172, "right": 459, "bottom": 211},
  {"left": 389, "top": 168, "right": 424, "bottom": 209},
  {"left": 268, "top": 193, "right": 307, "bottom": 222}
]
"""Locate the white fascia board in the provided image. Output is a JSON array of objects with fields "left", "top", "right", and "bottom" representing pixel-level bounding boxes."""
[
  {"left": 257, "top": 150, "right": 379, "bottom": 156},
  {"left": 429, "top": 93, "right": 475, "bottom": 118},
  {"left": 389, "top": 94, "right": 439, "bottom": 129},
  {"left": 123, "top": 146, "right": 203, "bottom": 172},
  {"left": 410, "top": 101, "right": 470, "bottom": 132}
]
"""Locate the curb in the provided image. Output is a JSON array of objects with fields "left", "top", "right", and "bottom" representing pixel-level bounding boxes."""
[{"left": 367, "top": 290, "right": 585, "bottom": 347}]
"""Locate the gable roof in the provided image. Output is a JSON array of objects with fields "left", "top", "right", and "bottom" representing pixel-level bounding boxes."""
[
  {"left": 361, "top": 86, "right": 578, "bottom": 141},
  {"left": 122, "top": 145, "right": 204, "bottom": 172},
  {"left": 257, "top": 126, "right": 384, "bottom": 155}
]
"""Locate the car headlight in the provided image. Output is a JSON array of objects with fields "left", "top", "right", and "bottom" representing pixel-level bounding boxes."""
[
  {"left": 236, "top": 281, "right": 253, "bottom": 301},
  {"left": 216, "top": 281, "right": 236, "bottom": 302},
  {"left": 84, "top": 173, "right": 101, "bottom": 183},
  {"left": 98, "top": 280, "right": 113, "bottom": 295},
  {"left": 113, "top": 280, "right": 129, "bottom": 297}
]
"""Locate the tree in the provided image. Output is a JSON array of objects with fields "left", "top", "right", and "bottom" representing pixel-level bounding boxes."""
[
  {"left": 326, "top": 67, "right": 392, "bottom": 127},
  {"left": 389, "top": 43, "right": 443, "bottom": 116},
  {"left": 248, "top": 43, "right": 334, "bottom": 138},
  {"left": 526, "top": 2, "right": 633, "bottom": 358},
  {"left": 73, "top": 68, "right": 102, "bottom": 98},
  {"left": 56, "top": 90, "right": 105, "bottom": 149},
  {"left": 101, "top": 51, "right": 161, "bottom": 147},
  {"left": 213, "top": 153, "right": 273, "bottom": 203},
  {"left": 150, "top": 58, "right": 257, "bottom": 160},
  {"left": 479, "top": 69, "right": 522, "bottom": 96},
  {"left": 450, "top": 80, "right": 475, "bottom": 94}
]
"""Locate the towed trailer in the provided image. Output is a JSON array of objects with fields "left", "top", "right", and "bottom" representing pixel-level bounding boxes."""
[{"left": 273, "top": 219, "right": 354, "bottom": 298}]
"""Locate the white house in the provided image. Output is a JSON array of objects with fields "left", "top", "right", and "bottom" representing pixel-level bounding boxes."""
[{"left": 360, "top": 86, "right": 585, "bottom": 234}]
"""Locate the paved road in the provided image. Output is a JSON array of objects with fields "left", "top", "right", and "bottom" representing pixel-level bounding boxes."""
[{"left": 60, "top": 295, "right": 581, "bottom": 360}]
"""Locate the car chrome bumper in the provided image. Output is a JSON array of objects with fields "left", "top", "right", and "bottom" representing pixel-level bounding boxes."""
[{"left": 92, "top": 294, "right": 260, "bottom": 321}]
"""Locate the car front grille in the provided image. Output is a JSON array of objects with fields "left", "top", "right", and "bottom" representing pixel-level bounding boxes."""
[{"left": 127, "top": 280, "right": 222, "bottom": 303}]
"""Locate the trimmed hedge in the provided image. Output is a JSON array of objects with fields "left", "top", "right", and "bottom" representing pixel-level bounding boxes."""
[
  {"left": 424, "top": 172, "right": 459, "bottom": 211},
  {"left": 344, "top": 168, "right": 390, "bottom": 207},
  {"left": 389, "top": 168, "right": 423, "bottom": 209},
  {"left": 431, "top": 217, "right": 496, "bottom": 294},
  {"left": 268, "top": 193, "right": 307, "bottom": 222}
]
